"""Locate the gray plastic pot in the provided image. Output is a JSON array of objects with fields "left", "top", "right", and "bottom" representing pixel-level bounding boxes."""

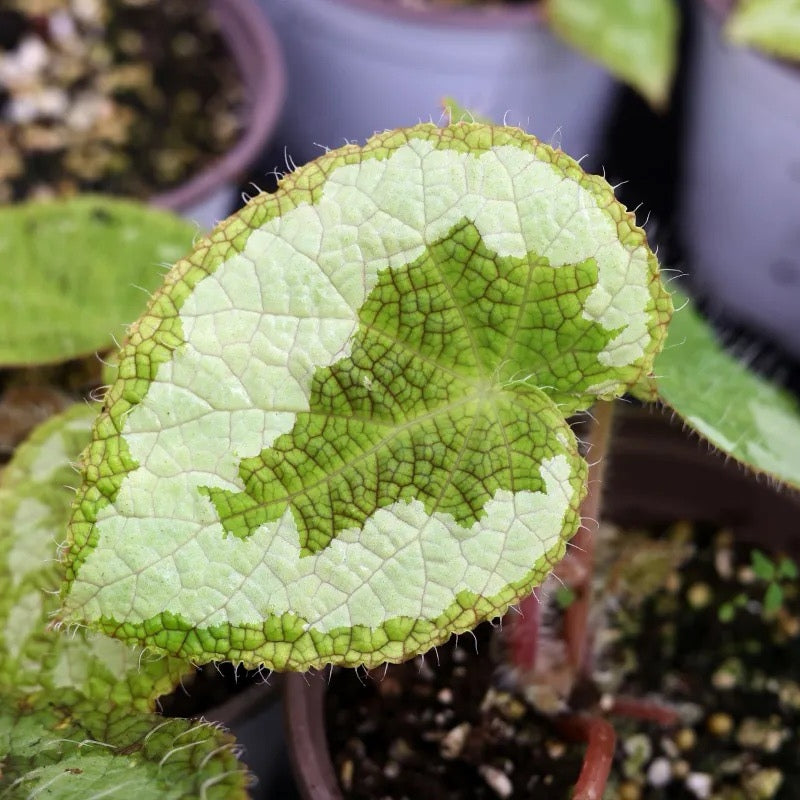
[
  {"left": 151, "top": 0, "right": 286, "bottom": 229},
  {"left": 678, "top": 0, "right": 800, "bottom": 359},
  {"left": 258, "top": 0, "right": 616, "bottom": 167}
]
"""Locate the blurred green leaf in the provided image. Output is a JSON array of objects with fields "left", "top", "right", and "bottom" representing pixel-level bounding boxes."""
[
  {"left": 751, "top": 549, "right": 776, "bottom": 582},
  {"left": 763, "top": 581, "right": 784, "bottom": 614},
  {"left": 726, "top": 0, "right": 800, "bottom": 61},
  {"left": 546, "top": 0, "right": 679, "bottom": 107},
  {"left": 655, "top": 291, "right": 800, "bottom": 491},
  {"left": 0, "top": 196, "right": 195, "bottom": 367}
]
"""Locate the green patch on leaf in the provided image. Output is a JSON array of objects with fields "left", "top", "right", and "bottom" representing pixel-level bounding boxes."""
[
  {"left": 655, "top": 291, "right": 800, "bottom": 490},
  {"left": 61, "top": 123, "right": 670, "bottom": 671},
  {"left": 726, "top": 0, "right": 800, "bottom": 61},
  {"left": 546, "top": 0, "right": 679, "bottom": 107},
  {"left": 0, "top": 196, "right": 195, "bottom": 367}
]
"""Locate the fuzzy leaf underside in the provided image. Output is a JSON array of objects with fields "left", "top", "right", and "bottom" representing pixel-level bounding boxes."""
[
  {"left": 726, "top": 0, "right": 800, "bottom": 61},
  {"left": 0, "top": 197, "right": 195, "bottom": 367},
  {"left": 655, "top": 291, "right": 800, "bottom": 490},
  {"left": 62, "top": 123, "right": 670, "bottom": 671},
  {"left": 0, "top": 405, "right": 188, "bottom": 709},
  {"left": 546, "top": 0, "right": 679, "bottom": 108},
  {"left": 0, "top": 408, "right": 248, "bottom": 799},
  {"left": 0, "top": 702, "right": 248, "bottom": 800}
]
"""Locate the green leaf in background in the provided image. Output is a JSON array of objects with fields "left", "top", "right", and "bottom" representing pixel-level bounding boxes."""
[
  {"left": 61, "top": 123, "right": 671, "bottom": 671},
  {"left": 655, "top": 291, "right": 800, "bottom": 490},
  {"left": 726, "top": 0, "right": 800, "bottom": 61},
  {"left": 751, "top": 549, "right": 776, "bottom": 582},
  {"left": 778, "top": 557, "right": 798, "bottom": 580},
  {"left": 0, "top": 197, "right": 195, "bottom": 367},
  {"left": 763, "top": 581, "right": 784, "bottom": 614},
  {"left": 0, "top": 404, "right": 188, "bottom": 709},
  {"left": 546, "top": 0, "right": 679, "bottom": 108}
]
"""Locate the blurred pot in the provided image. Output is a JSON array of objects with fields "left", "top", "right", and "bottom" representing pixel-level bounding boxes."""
[
  {"left": 152, "top": 0, "right": 286, "bottom": 228},
  {"left": 258, "top": 0, "right": 616, "bottom": 167},
  {"left": 678, "top": 0, "right": 800, "bottom": 359}
]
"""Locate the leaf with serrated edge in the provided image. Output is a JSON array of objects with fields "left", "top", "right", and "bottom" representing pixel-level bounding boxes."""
[
  {"left": 0, "top": 405, "right": 188, "bottom": 708},
  {"left": 0, "top": 196, "right": 195, "bottom": 367},
  {"left": 546, "top": 0, "right": 679, "bottom": 108},
  {"left": 655, "top": 291, "right": 800, "bottom": 490},
  {"left": 0, "top": 703, "right": 249, "bottom": 800},
  {"left": 61, "top": 124, "right": 670, "bottom": 671},
  {"left": 726, "top": 0, "right": 800, "bottom": 61}
]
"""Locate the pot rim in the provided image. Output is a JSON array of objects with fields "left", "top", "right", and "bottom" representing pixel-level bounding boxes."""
[
  {"left": 150, "top": 0, "right": 286, "bottom": 215},
  {"left": 310, "top": 0, "right": 542, "bottom": 30}
]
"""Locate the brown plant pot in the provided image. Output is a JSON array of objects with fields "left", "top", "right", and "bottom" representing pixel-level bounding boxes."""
[
  {"left": 283, "top": 669, "right": 616, "bottom": 800},
  {"left": 604, "top": 404, "right": 800, "bottom": 552},
  {"left": 282, "top": 404, "right": 800, "bottom": 798},
  {"left": 151, "top": 0, "right": 286, "bottom": 227}
]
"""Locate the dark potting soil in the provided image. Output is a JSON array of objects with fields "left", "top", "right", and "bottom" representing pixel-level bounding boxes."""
[
  {"left": 0, "top": 0, "right": 243, "bottom": 203},
  {"left": 325, "top": 623, "right": 586, "bottom": 799},
  {"left": 597, "top": 522, "right": 800, "bottom": 799}
]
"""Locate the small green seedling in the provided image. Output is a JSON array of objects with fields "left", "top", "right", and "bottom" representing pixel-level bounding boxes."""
[
  {"left": 720, "top": 550, "right": 799, "bottom": 622},
  {"left": 1, "top": 120, "right": 799, "bottom": 792}
]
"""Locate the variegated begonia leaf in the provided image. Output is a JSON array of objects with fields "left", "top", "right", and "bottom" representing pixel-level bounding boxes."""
[
  {"left": 726, "top": 0, "right": 800, "bottom": 61},
  {"left": 61, "top": 123, "right": 671, "bottom": 671},
  {"left": 0, "top": 703, "right": 248, "bottom": 799},
  {"left": 546, "top": 0, "right": 679, "bottom": 108},
  {"left": 655, "top": 291, "right": 800, "bottom": 491},
  {"left": 0, "top": 196, "right": 194, "bottom": 367},
  {"left": 0, "top": 404, "right": 187, "bottom": 707},
  {"left": 0, "top": 406, "right": 249, "bottom": 799}
]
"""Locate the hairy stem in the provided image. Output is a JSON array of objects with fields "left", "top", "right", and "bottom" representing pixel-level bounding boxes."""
[
  {"left": 504, "top": 400, "right": 615, "bottom": 676},
  {"left": 563, "top": 400, "right": 615, "bottom": 675}
]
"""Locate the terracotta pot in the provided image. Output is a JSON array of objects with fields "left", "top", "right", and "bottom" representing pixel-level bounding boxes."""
[
  {"left": 678, "top": 0, "right": 800, "bottom": 359},
  {"left": 282, "top": 404, "right": 800, "bottom": 797},
  {"left": 257, "top": 0, "right": 616, "bottom": 168},
  {"left": 284, "top": 669, "right": 616, "bottom": 800},
  {"left": 151, "top": 0, "right": 286, "bottom": 228}
]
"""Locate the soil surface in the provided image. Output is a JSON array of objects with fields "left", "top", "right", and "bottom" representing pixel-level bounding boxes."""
[
  {"left": 596, "top": 522, "right": 800, "bottom": 800},
  {"left": 325, "top": 623, "right": 586, "bottom": 799},
  {"left": 325, "top": 520, "right": 800, "bottom": 799},
  {"left": 0, "top": 0, "right": 243, "bottom": 202}
]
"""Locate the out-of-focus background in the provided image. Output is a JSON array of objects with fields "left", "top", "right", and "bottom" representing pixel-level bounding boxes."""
[{"left": 1, "top": 1, "right": 798, "bottom": 797}]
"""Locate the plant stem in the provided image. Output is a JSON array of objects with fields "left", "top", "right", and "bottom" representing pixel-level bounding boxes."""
[
  {"left": 505, "top": 400, "right": 615, "bottom": 676},
  {"left": 563, "top": 400, "right": 615, "bottom": 676},
  {"left": 557, "top": 715, "right": 616, "bottom": 800},
  {"left": 507, "top": 591, "right": 540, "bottom": 671}
]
